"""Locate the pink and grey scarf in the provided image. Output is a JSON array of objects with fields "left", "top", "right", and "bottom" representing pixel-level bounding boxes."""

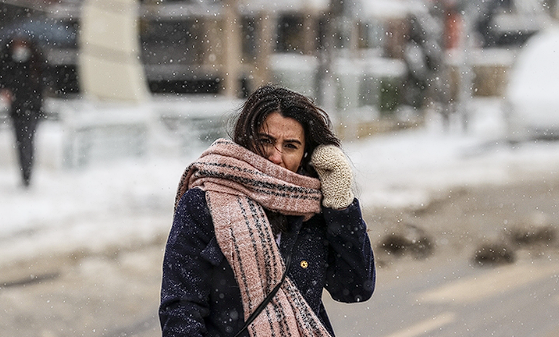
[{"left": 175, "top": 139, "right": 333, "bottom": 337}]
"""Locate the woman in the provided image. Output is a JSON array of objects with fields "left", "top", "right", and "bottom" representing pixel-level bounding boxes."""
[{"left": 159, "top": 85, "right": 375, "bottom": 336}]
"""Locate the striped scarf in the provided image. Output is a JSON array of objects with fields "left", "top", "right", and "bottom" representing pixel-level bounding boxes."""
[{"left": 175, "top": 139, "right": 333, "bottom": 337}]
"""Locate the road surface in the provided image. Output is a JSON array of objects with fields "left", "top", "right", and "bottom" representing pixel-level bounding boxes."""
[{"left": 1, "top": 176, "right": 558, "bottom": 336}]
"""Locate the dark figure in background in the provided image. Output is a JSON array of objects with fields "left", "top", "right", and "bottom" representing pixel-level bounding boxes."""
[
  {"left": 402, "top": 11, "right": 444, "bottom": 111},
  {"left": 0, "top": 37, "right": 46, "bottom": 187}
]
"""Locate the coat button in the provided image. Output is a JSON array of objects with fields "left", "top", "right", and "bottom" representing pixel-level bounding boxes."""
[{"left": 300, "top": 260, "right": 308, "bottom": 269}]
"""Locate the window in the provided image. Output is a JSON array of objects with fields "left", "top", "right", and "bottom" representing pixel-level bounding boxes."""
[{"left": 276, "top": 14, "right": 306, "bottom": 53}]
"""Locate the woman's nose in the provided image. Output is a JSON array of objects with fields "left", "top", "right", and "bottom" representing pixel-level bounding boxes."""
[{"left": 268, "top": 145, "right": 283, "bottom": 165}]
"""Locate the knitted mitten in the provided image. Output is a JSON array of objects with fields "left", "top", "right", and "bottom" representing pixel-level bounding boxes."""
[{"left": 311, "top": 145, "right": 354, "bottom": 209}]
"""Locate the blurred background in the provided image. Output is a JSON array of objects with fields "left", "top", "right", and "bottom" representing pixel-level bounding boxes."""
[
  {"left": 1, "top": 0, "right": 556, "bottom": 125},
  {"left": 1, "top": 0, "right": 559, "bottom": 336},
  {"left": 2, "top": 0, "right": 558, "bottom": 138}
]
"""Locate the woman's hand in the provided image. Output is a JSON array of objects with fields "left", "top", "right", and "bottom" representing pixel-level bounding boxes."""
[{"left": 311, "top": 145, "right": 354, "bottom": 209}]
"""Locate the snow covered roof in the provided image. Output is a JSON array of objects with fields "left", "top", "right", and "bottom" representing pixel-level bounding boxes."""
[
  {"left": 360, "top": 0, "right": 423, "bottom": 19},
  {"left": 239, "top": 0, "right": 329, "bottom": 13},
  {"left": 238, "top": 0, "right": 423, "bottom": 17}
]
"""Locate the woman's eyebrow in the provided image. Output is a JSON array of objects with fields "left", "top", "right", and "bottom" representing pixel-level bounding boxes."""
[
  {"left": 285, "top": 138, "right": 303, "bottom": 145},
  {"left": 258, "top": 133, "right": 302, "bottom": 145}
]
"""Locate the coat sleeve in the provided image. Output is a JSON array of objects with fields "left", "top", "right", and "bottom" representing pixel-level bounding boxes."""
[
  {"left": 159, "top": 188, "right": 214, "bottom": 337},
  {"left": 323, "top": 198, "right": 376, "bottom": 303}
]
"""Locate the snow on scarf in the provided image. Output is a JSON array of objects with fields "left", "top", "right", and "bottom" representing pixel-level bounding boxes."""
[{"left": 175, "top": 139, "right": 333, "bottom": 337}]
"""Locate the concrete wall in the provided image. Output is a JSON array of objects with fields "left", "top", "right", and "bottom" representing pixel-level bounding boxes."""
[{"left": 78, "top": 0, "right": 149, "bottom": 103}]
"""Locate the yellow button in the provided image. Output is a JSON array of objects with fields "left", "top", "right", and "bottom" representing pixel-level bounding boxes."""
[{"left": 300, "top": 260, "right": 308, "bottom": 269}]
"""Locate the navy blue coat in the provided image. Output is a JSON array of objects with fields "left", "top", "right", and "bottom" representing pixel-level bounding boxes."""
[{"left": 159, "top": 187, "right": 375, "bottom": 336}]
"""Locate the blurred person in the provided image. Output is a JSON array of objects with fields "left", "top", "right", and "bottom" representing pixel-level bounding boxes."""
[
  {"left": 402, "top": 10, "right": 444, "bottom": 110},
  {"left": 0, "top": 36, "right": 46, "bottom": 187},
  {"left": 159, "top": 85, "right": 375, "bottom": 336}
]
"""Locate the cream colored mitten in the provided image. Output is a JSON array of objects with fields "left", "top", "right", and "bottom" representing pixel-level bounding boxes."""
[{"left": 311, "top": 145, "right": 354, "bottom": 209}]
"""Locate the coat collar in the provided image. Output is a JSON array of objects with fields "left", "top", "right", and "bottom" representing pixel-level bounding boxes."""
[{"left": 279, "top": 215, "right": 304, "bottom": 258}]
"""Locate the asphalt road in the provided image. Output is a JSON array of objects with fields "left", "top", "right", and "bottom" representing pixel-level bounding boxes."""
[
  {"left": 327, "top": 176, "right": 559, "bottom": 337},
  {"left": 1, "top": 176, "right": 558, "bottom": 336},
  {"left": 325, "top": 253, "right": 559, "bottom": 337}
]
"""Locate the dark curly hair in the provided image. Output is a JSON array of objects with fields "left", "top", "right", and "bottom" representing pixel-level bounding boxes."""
[{"left": 231, "top": 85, "right": 340, "bottom": 177}]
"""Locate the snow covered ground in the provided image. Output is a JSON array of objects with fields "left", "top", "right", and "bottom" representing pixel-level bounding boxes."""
[
  {"left": 350, "top": 98, "right": 559, "bottom": 210},
  {"left": 1, "top": 96, "right": 559, "bottom": 268}
]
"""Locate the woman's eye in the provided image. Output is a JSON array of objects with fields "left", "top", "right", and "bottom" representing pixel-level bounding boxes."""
[
  {"left": 260, "top": 138, "right": 272, "bottom": 145},
  {"left": 285, "top": 143, "right": 298, "bottom": 150}
]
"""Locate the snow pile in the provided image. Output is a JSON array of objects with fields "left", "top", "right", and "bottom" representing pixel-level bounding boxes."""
[
  {"left": 348, "top": 99, "right": 559, "bottom": 209},
  {"left": 506, "top": 25, "right": 559, "bottom": 125}
]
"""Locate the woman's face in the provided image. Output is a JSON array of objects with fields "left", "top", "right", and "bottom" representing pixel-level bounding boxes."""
[{"left": 258, "top": 112, "right": 305, "bottom": 172}]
